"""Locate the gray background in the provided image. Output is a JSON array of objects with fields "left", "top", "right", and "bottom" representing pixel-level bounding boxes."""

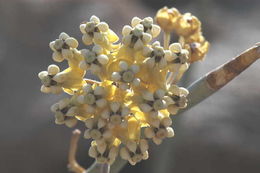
[{"left": 0, "top": 0, "right": 259, "bottom": 172}]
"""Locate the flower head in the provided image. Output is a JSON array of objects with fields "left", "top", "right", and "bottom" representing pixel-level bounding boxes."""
[{"left": 38, "top": 9, "right": 209, "bottom": 166}]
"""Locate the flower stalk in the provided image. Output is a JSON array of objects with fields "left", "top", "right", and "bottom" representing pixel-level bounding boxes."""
[{"left": 68, "top": 129, "right": 86, "bottom": 173}]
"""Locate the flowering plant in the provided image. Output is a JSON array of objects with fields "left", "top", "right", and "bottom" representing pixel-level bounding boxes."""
[{"left": 38, "top": 6, "right": 259, "bottom": 173}]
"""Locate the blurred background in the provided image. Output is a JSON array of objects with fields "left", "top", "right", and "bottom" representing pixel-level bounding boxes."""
[{"left": 0, "top": 0, "right": 260, "bottom": 172}]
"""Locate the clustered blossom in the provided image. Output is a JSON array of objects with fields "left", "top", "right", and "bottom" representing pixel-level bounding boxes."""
[
  {"left": 156, "top": 6, "right": 210, "bottom": 62},
  {"left": 38, "top": 9, "right": 208, "bottom": 166}
]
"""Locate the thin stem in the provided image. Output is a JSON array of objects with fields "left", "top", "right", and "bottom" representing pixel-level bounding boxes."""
[
  {"left": 163, "top": 31, "right": 170, "bottom": 49},
  {"left": 68, "top": 129, "right": 86, "bottom": 173},
  {"left": 85, "top": 78, "right": 101, "bottom": 84},
  {"left": 101, "top": 164, "right": 110, "bottom": 173}
]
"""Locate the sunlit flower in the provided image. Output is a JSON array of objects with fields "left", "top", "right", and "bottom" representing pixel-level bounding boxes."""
[
  {"left": 143, "top": 41, "right": 172, "bottom": 69},
  {"left": 49, "top": 32, "right": 78, "bottom": 62},
  {"left": 79, "top": 45, "right": 109, "bottom": 74},
  {"left": 155, "top": 6, "right": 181, "bottom": 32},
  {"left": 80, "top": 15, "right": 118, "bottom": 49},
  {"left": 38, "top": 8, "right": 209, "bottom": 166},
  {"left": 111, "top": 61, "right": 140, "bottom": 90},
  {"left": 122, "top": 24, "right": 152, "bottom": 50}
]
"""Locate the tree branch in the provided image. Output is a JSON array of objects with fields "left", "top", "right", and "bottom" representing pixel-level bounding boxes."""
[{"left": 178, "top": 43, "right": 260, "bottom": 114}]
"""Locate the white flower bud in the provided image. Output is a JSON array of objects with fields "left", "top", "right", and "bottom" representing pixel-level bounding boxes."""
[
  {"left": 97, "top": 22, "right": 109, "bottom": 32},
  {"left": 92, "top": 44, "right": 103, "bottom": 54},
  {"left": 151, "top": 24, "right": 161, "bottom": 37},
  {"left": 144, "top": 127, "right": 155, "bottom": 138},
  {"left": 101, "top": 109, "right": 110, "bottom": 119},
  {"left": 140, "top": 139, "right": 149, "bottom": 152},
  {"left": 142, "top": 91, "right": 154, "bottom": 101},
  {"left": 40, "top": 85, "right": 50, "bottom": 93},
  {"left": 47, "top": 64, "right": 60, "bottom": 75},
  {"left": 120, "top": 147, "right": 130, "bottom": 160},
  {"left": 97, "top": 118, "right": 106, "bottom": 129},
  {"left": 152, "top": 137, "right": 162, "bottom": 145},
  {"left": 142, "top": 33, "right": 152, "bottom": 44},
  {"left": 110, "top": 102, "right": 120, "bottom": 112},
  {"left": 79, "top": 24, "right": 86, "bottom": 34},
  {"left": 166, "top": 127, "right": 175, "bottom": 138},
  {"left": 132, "top": 78, "right": 141, "bottom": 86},
  {"left": 119, "top": 61, "right": 128, "bottom": 71},
  {"left": 84, "top": 129, "right": 91, "bottom": 139},
  {"left": 65, "top": 119, "right": 77, "bottom": 128},
  {"left": 82, "top": 34, "right": 93, "bottom": 45},
  {"left": 61, "top": 49, "right": 73, "bottom": 59},
  {"left": 59, "top": 32, "right": 69, "bottom": 40},
  {"left": 96, "top": 98, "right": 107, "bottom": 108},
  {"left": 139, "top": 103, "right": 152, "bottom": 112},
  {"left": 90, "top": 15, "right": 100, "bottom": 23},
  {"left": 122, "top": 25, "right": 132, "bottom": 36},
  {"left": 90, "top": 129, "right": 102, "bottom": 140},
  {"left": 145, "top": 57, "right": 155, "bottom": 68},
  {"left": 85, "top": 118, "right": 94, "bottom": 129},
  {"left": 89, "top": 146, "right": 98, "bottom": 158},
  {"left": 131, "top": 17, "right": 142, "bottom": 27},
  {"left": 97, "top": 143, "right": 107, "bottom": 154},
  {"left": 52, "top": 52, "right": 64, "bottom": 62},
  {"left": 134, "top": 39, "right": 143, "bottom": 50},
  {"left": 126, "top": 141, "right": 137, "bottom": 153},
  {"left": 38, "top": 71, "right": 48, "bottom": 80},
  {"left": 130, "top": 64, "right": 139, "bottom": 73},
  {"left": 111, "top": 72, "right": 121, "bottom": 81},
  {"left": 65, "top": 37, "right": 78, "bottom": 48},
  {"left": 155, "top": 89, "right": 165, "bottom": 99},
  {"left": 122, "top": 35, "right": 131, "bottom": 46},
  {"left": 169, "top": 43, "right": 182, "bottom": 53},
  {"left": 161, "top": 116, "right": 172, "bottom": 127},
  {"left": 97, "top": 54, "right": 109, "bottom": 65}
]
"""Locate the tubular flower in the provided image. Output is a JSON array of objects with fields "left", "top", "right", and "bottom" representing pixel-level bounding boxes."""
[
  {"left": 49, "top": 32, "right": 79, "bottom": 62},
  {"left": 38, "top": 64, "right": 63, "bottom": 94},
  {"left": 111, "top": 61, "right": 140, "bottom": 90},
  {"left": 38, "top": 10, "right": 209, "bottom": 166},
  {"left": 101, "top": 102, "right": 130, "bottom": 128},
  {"left": 50, "top": 97, "right": 79, "bottom": 128},
  {"left": 131, "top": 17, "right": 161, "bottom": 38},
  {"left": 143, "top": 41, "right": 172, "bottom": 69},
  {"left": 80, "top": 15, "right": 118, "bottom": 49},
  {"left": 144, "top": 114, "right": 174, "bottom": 145},
  {"left": 155, "top": 6, "right": 181, "bottom": 32},
  {"left": 77, "top": 84, "right": 107, "bottom": 113},
  {"left": 79, "top": 45, "right": 109, "bottom": 74},
  {"left": 139, "top": 89, "right": 167, "bottom": 118},
  {"left": 122, "top": 24, "right": 152, "bottom": 50},
  {"left": 156, "top": 6, "right": 209, "bottom": 63},
  {"left": 84, "top": 118, "right": 112, "bottom": 141},
  {"left": 89, "top": 140, "right": 119, "bottom": 164},
  {"left": 120, "top": 139, "right": 149, "bottom": 165},
  {"left": 165, "top": 85, "right": 189, "bottom": 115}
]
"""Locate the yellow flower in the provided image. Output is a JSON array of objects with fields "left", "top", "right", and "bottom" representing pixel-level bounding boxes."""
[
  {"left": 175, "top": 13, "right": 201, "bottom": 37},
  {"left": 38, "top": 8, "right": 210, "bottom": 165},
  {"left": 181, "top": 32, "right": 210, "bottom": 62},
  {"left": 155, "top": 6, "right": 181, "bottom": 32}
]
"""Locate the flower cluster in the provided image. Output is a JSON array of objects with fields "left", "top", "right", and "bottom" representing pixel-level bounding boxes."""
[
  {"left": 156, "top": 7, "right": 210, "bottom": 62},
  {"left": 38, "top": 9, "right": 208, "bottom": 166}
]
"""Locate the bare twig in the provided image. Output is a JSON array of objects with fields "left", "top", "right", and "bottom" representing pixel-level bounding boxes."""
[
  {"left": 68, "top": 129, "right": 86, "bottom": 173},
  {"left": 178, "top": 43, "right": 260, "bottom": 114}
]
